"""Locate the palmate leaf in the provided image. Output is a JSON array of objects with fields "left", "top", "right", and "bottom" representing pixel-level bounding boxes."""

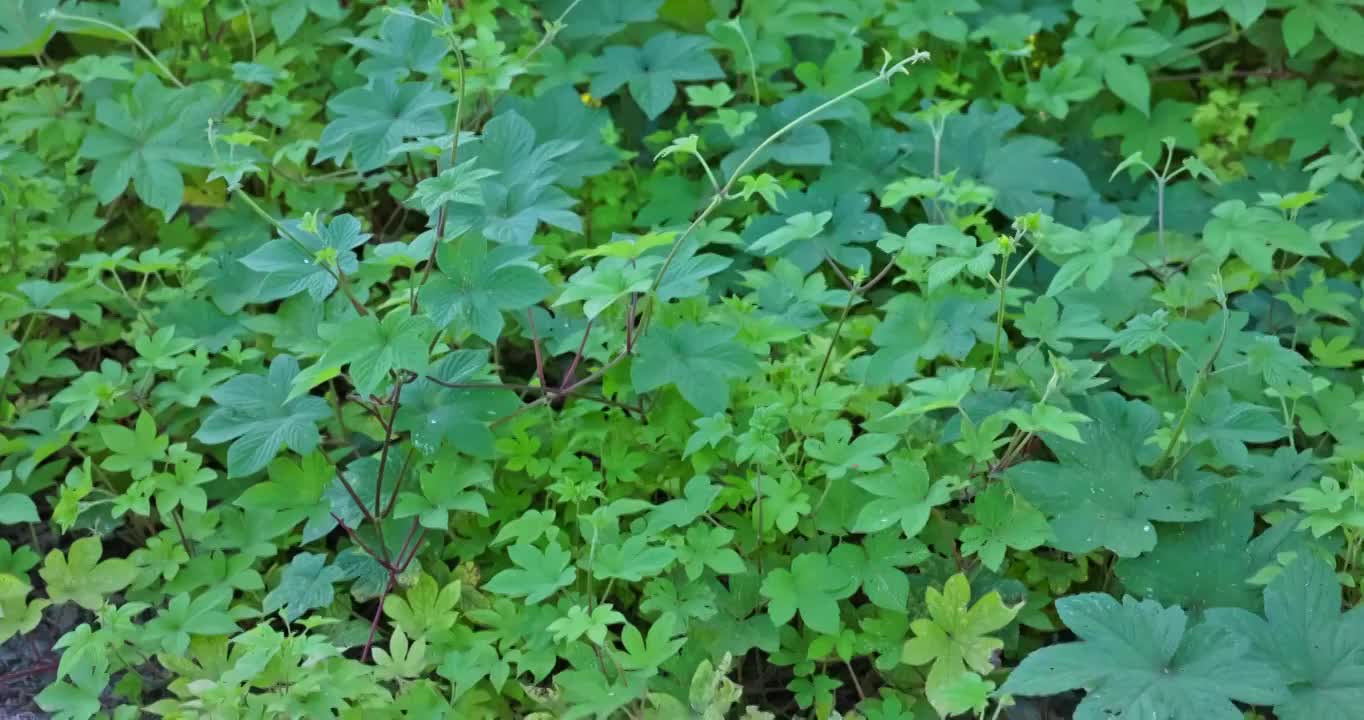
[
  {"left": 902, "top": 573, "right": 1018, "bottom": 717},
  {"left": 905, "top": 101, "right": 1092, "bottom": 216},
  {"left": 257, "top": 0, "right": 344, "bottom": 42},
  {"left": 240, "top": 213, "right": 369, "bottom": 304},
  {"left": 443, "top": 110, "right": 583, "bottom": 245},
  {"left": 497, "top": 86, "right": 618, "bottom": 187},
  {"left": 483, "top": 542, "right": 576, "bottom": 604},
  {"left": 759, "top": 553, "right": 853, "bottom": 634},
  {"left": 589, "top": 32, "right": 724, "bottom": 119},
  {"left": 195, "top": 355, "right": 330, "bottom": 478},
  {"left": 959, "top": 484, "right": 1050, "bottom": 572},
  {"left": 1002, "top": 593, "right": 1288, "bottom": 720},
  {"left": 1184, "top": 388, "right": 1286, "bottom": 469},
  {"left": 863, "top": 292, "right": 995, "bottom": 385},
  {"left": 77, "top": 75, "right": 218, "bottom": 219},
  {"left": 850, "top": 456, "right": 954, "bottom": 537},
  {"left": 1005, "top": 392, "right": 1208, "bottom": 558},
  {"left": 740, "top": 181, "right": 886, "bottom": 273},
  {"left": 1187, "top": 0, "right": 1266, "bottom": 26},
  {"left": 317, "top": 310, "right": 434, "bottom": 397},
  {"left": 536, "top": 0, "right": 662, "bottom": 40},
  {"left": 348, "top": 8, "right": 447, "bottom": 80},
  {"left": 316, "top": 76, "right": 451, "bottom": 172},
  {"left": 418, "top": 236, "right": 551, "bottom": 342},
  {"left": 1116, "top": 485, "right": 1318, "bottom": 612},
  {"left": 707, "top": 93, "right": 862, "bottom": 179},
  {"left": 1208, "top": 556, "right": 1364, "bottom": 720},
  {"left": 262, "top": 552, "right": 345, "bottom": 621},
  {"left": 0, "top": 0, "right": 59, "bottom": 55},
  {"left": 1280, "top": 0, "right": 1364, "bottom": 55},
  {"left": 394, "top": 350, "right": 521, "bottom": 458},
  {"left": 631, "top": 323, "right": 758, "bottom": 415}
]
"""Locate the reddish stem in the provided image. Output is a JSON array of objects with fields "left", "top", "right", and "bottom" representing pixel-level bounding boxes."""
[
  {"left": 331, "top": 513, "right": 397, "bottom": 572},
  {"left": 560, "top": 318, "right": 594, "bottom": 391},
  {"left": 527, "top": 308, "right": 548, "bottom": 390}
]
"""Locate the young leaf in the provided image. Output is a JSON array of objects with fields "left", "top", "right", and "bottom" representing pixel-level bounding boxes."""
[
  {"left": 902, "top": 573, "right": 1018, "bottom": 717},
  {"left": 39, "top": 537, "right": 137, "bottom": 611}
]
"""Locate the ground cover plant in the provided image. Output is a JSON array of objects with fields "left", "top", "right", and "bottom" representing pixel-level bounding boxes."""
[{"left": 4, "top": 0, "right": 1364, "bottom": 717}]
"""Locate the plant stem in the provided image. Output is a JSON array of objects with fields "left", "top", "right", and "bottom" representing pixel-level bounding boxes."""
[
  {"left": 988, "top": 247, "right": 1012, "bottom": 386},
  {"left": 47, "top": 11, "right": 186, "bottom": 88}
]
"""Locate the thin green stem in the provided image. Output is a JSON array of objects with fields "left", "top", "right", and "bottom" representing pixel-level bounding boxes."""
[
  {"left": 988, "top": 248, "right": 1012, "bottom": 386},
  {"left": 46, "top": 10, "right": 185, "bottom": 88},
  {"left": 641, "top": 51, "right": 930, "bottom": 331},
  {"left": 233, "top": 190, "right": 369, "bottom": 316},
  {"left": 726, "top": 19, "right": 761, "bottom": 105},
  {"left": 815, "top": 291, "right": 857, "bottom": 389}
]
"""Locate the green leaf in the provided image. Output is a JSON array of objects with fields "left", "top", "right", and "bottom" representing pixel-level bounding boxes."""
[
  {"left": 674, "top": 524, "right": 746, "bottom": 580},
  {"left": 631, "top": 323, "right": 757, "bottom": 415},
  {"left": 146, "top": 588, "right": 239, "bottom": 655},
  {"left": 394, "top": 463, "right": 490, "bottom": 530},
  {"left": 742, "top": 181, "right": 885, "bottom": 273},
  {"left": 850, "top": 456, "right": 953, "bottom": 536},
  {"left": 0, "top": 0, "right": 59, "bottom": 55},
  {"left": 195, "top": 355, "right": 330, "bottom": 478},
  {"left": 316, "top": 76, "right": 452, "bottom": 171},
  {"left": 1005, "top": 393, "right": 1208, "bottom": 557},
  {"left": 1203, "top": 200, "right": 1324, "bottom": 275},
  {"left": 539, "top": 0, "right": 662, "bottom": 40},
  {"left": 645, "top": 475, "right": 721, "bottom": 534},
  {"left": 395, "top": 351, "right": 520, "bottom": 457},
  {"left": 902, "top": 574, "right": 1018, "bottom": 717},
  {"left": 589, "top": 32, "right": 723, "bottom": 119},
  {"left": 443, "top": 109, "right": 584, "bottom": 245},
  {"left": 1118, "top": 486, "right": 1315, "bottom": 612},
  {"left": 419, "top": 237, "right": 551, "bottom": 342},
  {"left": 39, "top": 537, "right": 137, "bottom": 611},
  {"left": 484, "top": 542, "right": 576, "bottom": 604},
  {"left": 1187, "top": 0, "right": 1266, "bottom": 27},
  {"left": 1026, "top": 57, "right": 1102, "bottom": 119},
  {"left": 318, "top": 311, "right": 434, "bottom": 397},
  {"left": 594, "top": 535, "right": 677, "bottom": 582},
  {"left": 906, "top": 102, "right": 1092, "bottom": 217},
  {"left": 1102, "top": 58, "right": 1151, "bottom": 116},
  {"left": 1207, "top": 557, "right": 1364, "bottom": 720},
  {"left": 77, "top": 75, "right": 217, "bottom": 219},
  {"left": 409, "top": 158, "right": 500, "bottom": 214},
  {"left": 240, "top": 213, "right": 370, "bottom": 304},
  {"left": 0, "top": 471, "right": 38, "bottom": 525},
  {"left": 349, "top": 8, "right": 447, "bottom": 79},
  {"left": 829, "top": 531, "right": 929, "bottom": 611},
  {"left": 759, "top": 553, "right": 850, "bottom": 635},
  {"left": 886, "top": 0, "right": 979, "bottom": 42},
  {"left": 262, "top": 552, "right": 345, "bottom": 621},
  {"left": 1002, "top": 594, "right": 1288, "bottom": 719},
  {"left": 804, "top": 420, "right": 898, "bottom": 480},
  {"left": 97, "top": 410, "right": 168, "bottom": 479},
  {"left": 261, "top": 0, "right": 343, "bottom": 43},
  {"left": 1016, "top": 296, "right": 1115, "bottom": 354},
  {"left": 959, "top": 484, "right": 1050, "bottom": 571},
  {"left": 1185, "top": 389, "right": 1287, "bottom": 469}
]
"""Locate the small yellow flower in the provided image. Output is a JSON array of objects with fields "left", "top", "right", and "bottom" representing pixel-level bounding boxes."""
[{"left": 580, "top": 92, "right": 601, "bottom": 108}]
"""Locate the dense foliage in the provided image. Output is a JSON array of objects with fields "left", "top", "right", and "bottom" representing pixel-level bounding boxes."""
[{"left": 4, "top": 0, "right": 1364, "bottom": 717}]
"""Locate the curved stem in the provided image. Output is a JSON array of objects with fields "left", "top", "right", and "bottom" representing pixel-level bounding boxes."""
[{"left": 47, "top": 10, "right": 185, "bottom": 88}]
